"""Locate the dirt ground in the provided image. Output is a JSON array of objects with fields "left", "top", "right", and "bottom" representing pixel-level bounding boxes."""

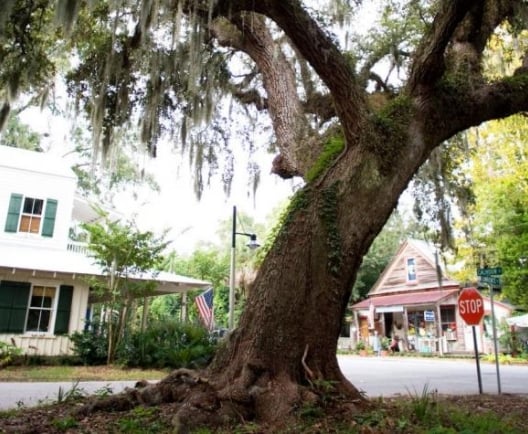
[{"left": 1, "top": 392, "right": 527, "bottom": 433}]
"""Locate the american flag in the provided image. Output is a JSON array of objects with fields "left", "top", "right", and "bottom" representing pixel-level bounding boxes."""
[{"left": 195, "top": 287, "right": 214, "bottom": 329}]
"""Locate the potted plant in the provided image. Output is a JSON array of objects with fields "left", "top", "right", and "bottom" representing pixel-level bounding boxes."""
[
  {"left": 380, "top": 337, "right": 390, "bottom": 356},
  {"left": 355, "top": 340, "right": 368, "bottom": 356}
]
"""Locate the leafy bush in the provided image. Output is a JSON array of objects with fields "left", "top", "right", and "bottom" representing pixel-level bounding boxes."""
[
  {"left": 0, "top": 341, "right": 22, "bottom": 367},
  {"left": 116, "top": 321, "right": 217, "bottom": 369},
  {"left": 69, "top": 323, "right": 108, "bottom": 365}
]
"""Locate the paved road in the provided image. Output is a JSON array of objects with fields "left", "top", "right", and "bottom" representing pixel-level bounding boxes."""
[
  {"left": 0, "top": 356, "right": 527, "bottom": 410},
  {"left": 339, "top": 355, "right": 528, "bottom": 397},
  {"left": 0, "top": 381, "right": 138, "bottom": 411}
]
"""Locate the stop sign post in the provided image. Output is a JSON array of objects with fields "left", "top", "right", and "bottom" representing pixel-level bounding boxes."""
[
  {"left": 458, "top": 287, "right": 484, "bottom": 325},
  {"left": 458, "top": 287, "right": 484, "bottom": 394}
]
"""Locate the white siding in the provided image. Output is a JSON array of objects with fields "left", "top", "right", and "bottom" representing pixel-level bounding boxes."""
[{"left": 0, "top": 146, "right": 76, "bottom": 250}]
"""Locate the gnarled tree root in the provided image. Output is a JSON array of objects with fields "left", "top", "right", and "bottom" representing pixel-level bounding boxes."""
[{"left": 74, "top": 367, "right": 369, "bottom": 433}]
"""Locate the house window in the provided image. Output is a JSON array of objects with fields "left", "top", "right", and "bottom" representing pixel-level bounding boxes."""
[
  {"left": 4, "top": 194, "right": 58, "bottom": 237},
  {"left": 440, "top": 305, "right": 456, "bottom": 332},
  {"left": 0, "top": 280, "right": 73, "bottom": 335},
  {"left": 406, "top": 257, "right": 417, "bottom": 283},
  {"left": 26, "top": 285, "right": 57, "bottom": 333},
  {"left": 19, "top": 197, "right": 44, "bottom": 234}
]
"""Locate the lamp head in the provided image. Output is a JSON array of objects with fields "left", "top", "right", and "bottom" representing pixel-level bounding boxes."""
[{"left": 247, "top": 234, "right": 260, "bottom": 250}]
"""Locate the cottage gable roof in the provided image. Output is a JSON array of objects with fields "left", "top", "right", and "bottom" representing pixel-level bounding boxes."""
[{"left": 368, "top": 239, "right": 459, "bottom": 297}]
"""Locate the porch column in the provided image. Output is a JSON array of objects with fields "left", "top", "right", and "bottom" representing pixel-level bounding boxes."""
[
  {"left": 435, "top": 303, "right": 443, "bottom": 355},
  {"left": 402, "top": 307, "right": 409, "bottom": 350},
  {"left": 380, "top": 311, "right": 386, "bottom": 337},
  {"left": 141, "top": 296, "right": 149, "bottom": 332},
  {"left": 352, "top": 310, "right": 360, "bottom": 347},
  {"left": 181, "top": 292, "right": 188, "bottom": 323}
]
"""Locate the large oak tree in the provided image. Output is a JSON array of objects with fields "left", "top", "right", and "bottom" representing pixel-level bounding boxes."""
[{"left": 2, "top": 0, "right": 528, "bottom": 430}]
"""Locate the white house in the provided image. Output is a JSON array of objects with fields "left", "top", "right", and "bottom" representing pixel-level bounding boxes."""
[{"left": 0, "top": 145, "right": 210, "bottom": 356}]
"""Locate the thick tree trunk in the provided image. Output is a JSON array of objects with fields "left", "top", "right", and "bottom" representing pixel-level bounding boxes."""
[
  {"left": 208, "top": 192, "right": 364, "bottom": 421},
  {"left": 206, "top": 114, "right": 429, "bottom": 422}
]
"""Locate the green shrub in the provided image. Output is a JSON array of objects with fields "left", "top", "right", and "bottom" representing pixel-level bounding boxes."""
[
  {"left": 0, "top": 341, "right": 22, "bottom": 367},
  {"left": 69, "top": 323, "right": 108, "bottom": 365},
  {"left": 116, "top": 321, "right": 217, "bottom": 369}
]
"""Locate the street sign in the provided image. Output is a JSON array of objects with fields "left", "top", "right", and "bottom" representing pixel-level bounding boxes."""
[
  {"left": 477, "top": 267, "right": 503, "bottom": 276},
  {"left": 458, "top": 287, "right": 486, "bottom": 394},
  {"left": 458, "top": 287, "right": 485, "bottom": 326},
  {"left": 480, "top": 276, "right": 501, "bottom": 287}
]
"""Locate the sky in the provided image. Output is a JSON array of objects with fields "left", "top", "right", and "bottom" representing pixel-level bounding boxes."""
[{"left": 115, "top": 143, "right": 300, "bottom": 254}]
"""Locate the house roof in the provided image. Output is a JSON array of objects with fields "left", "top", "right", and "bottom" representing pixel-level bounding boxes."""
[
  {"left": 352, "top": 288, "right": 460, "bottom": 311},
  {"left": 0, "top": 243, "right": 210, "bottom": 294},
  {"left": 71, "top": 196, "right": 124, "bottom": 223},
  {"left": 506, "top": 313, "right": 528, "bottom": 328},
  {"left": 0, "top": 145, "right": 76, "bottom": 179},
  {"left": 368, "top": 238, "right": 459, "bottom": 296}
]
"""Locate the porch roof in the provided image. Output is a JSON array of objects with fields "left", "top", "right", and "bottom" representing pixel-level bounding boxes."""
[
  {"left": 351, "top": 288, "right": 459, "bottom": 311},
  {"left": 0, "top": 243, "right": 210, "bottom": 294}
]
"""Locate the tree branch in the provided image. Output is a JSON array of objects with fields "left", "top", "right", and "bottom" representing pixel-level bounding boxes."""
[
  {"left": 445, "top": 1, "right": 518, "bottom": 79},
  {"left": 454, "top": 1, "right": 519, "bottom": 53},
  {"left": 214, "top": 0, "right": 367, "bottom": 145},
  {"left": 303, "top": 92, "right": 336, "bottom": 125},
  {"left": 230, "top": 87, "right": 268, "bottom": 111},
  {"left": 210, "top": 12, "right": 315, "bottom": 178},
  {"left": 408, "top": 0, "right": 477, "bottom": 93},
  {"left": 430, "top": 72, "right": 528, "bottom": 144}
]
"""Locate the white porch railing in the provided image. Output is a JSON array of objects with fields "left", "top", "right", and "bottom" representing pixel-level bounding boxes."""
[{"left": 66, "top": 241, "right": 88, "bottom": 254}]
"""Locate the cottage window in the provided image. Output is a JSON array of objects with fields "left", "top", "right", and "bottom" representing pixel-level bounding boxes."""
[
  {"left": 4, "top": 194, "right": 58, "bottom": 237},
  {"left": 406, "top": 257, "right": 417, "bottom": 283},
  {"left": 0, "top": 280, "right": 73, "bottom": 335}
]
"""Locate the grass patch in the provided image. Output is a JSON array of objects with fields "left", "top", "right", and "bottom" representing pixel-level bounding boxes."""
[{"left": 0, "top": 365, "right": 169, "bottom": 382}]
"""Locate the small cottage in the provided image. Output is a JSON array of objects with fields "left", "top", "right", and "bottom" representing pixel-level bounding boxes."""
[{"left": 349, "top": 239, "right": 512, "bottom": 354}]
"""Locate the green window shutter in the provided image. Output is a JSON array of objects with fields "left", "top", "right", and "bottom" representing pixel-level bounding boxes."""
[
  {"left": 4, "top": 194, "right": 23, "bottom": 233},
  {"left": 41, "top": 199, "right": 58, "bottom": 237},
  {"left": 0, "top": 280, "right": 31, "bottom": 333},
  {"left": 54, "top": 285, "right": 73, "bottom": 335}
]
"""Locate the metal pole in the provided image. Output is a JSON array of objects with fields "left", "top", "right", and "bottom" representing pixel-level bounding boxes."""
[
  {"left": 489, "top": 286, "right": 502, "bottom": 394},
  {"left": 472, "top": 326, "right": 483, "bottom": 394},
  {"left": 228, "top": 206, "right": 236, "bottom": 330}
]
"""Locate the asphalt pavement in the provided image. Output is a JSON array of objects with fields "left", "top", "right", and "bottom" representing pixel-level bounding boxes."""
[
  {"left": 339, "top": 355, "right": 528, "bottom": 397},
  {"left": 0, "top": 381, "right": 138, "bottom": 411},
  {"left": 0, "top": 356, "right": 527, "bottom": 411}
]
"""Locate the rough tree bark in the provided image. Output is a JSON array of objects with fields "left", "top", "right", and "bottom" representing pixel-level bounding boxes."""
[{"left": 79, "top": 0, "right": 528, "bottom": 431}]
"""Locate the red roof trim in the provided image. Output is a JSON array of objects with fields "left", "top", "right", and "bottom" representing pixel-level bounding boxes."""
[{"left": 352, "top": 288, "right": 459, "bottom": 310}]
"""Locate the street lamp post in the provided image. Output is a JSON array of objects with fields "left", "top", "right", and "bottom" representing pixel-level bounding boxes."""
[{"left": 229, "top": 206, "right": 259, "bottom": 330}]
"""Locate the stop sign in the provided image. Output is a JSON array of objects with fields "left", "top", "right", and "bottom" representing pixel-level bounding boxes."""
[{"left": 458, "top": 287, "right": 485, "bottom": 326}]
